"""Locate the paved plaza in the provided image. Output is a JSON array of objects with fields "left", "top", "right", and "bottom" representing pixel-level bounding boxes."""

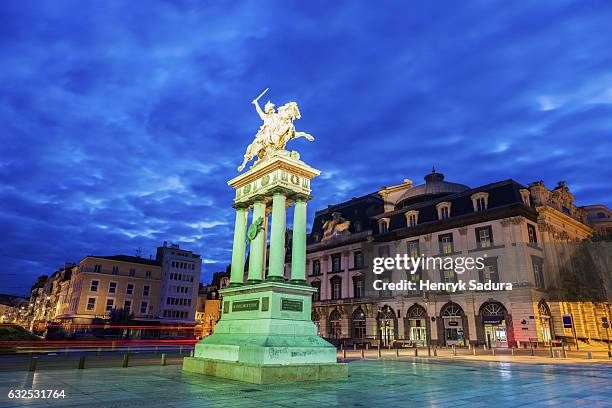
[{"left": 1, "top": 359, "right": 610, "bottom": 408}]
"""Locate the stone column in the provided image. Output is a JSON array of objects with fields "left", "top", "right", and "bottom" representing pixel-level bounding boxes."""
[
  {"left": 267, "top": 190, "right": 287, "bottom": 281},
  {"left": 247, "top": 198, "right": 266, "bottom": 283},
  {"left": 290, "top": 195, "right": 308, "bottom": 284},
  {"left": 229, "top": 205, "right": 248, "bottom": 286}
]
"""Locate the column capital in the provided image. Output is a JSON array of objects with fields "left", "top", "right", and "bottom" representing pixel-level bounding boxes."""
[
  {"left": 251, "top": 194, "right": 267, "bottom": 203},
  {"left": 232, "top": 202, "right": 250, "bottom": 210},
  {"left": 269, "top": 186, "right": 293, "bottom": 197},
  {"left": 293, "top": 193, "right": 311, "bottom": 202}
]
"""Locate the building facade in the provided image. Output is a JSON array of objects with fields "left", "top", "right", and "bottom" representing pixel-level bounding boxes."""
[
  {"left": 301, "top": 171, "right": 611, "bottom": 348},
  {"left": 156, "top": 242, "right": 202, "bottom": 323},
  {"left": 59, "top": 255, "right": 163, "bottom": 325}
]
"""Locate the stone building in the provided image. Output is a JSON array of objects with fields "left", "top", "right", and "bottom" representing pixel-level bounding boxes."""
[{"left": 303, "top": 170, "right": 611, "bottom": 348}]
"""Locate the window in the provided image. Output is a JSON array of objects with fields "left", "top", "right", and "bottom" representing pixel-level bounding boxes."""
[
  {"left": 94, "top": 264, "right": 101, "bottom": 273},
  {"left": 330, "top": 276, "right": 342, "bottom": 300},
  {"left": 124, "top": 300, "right": 132, "bottom": 313},
  {"left": 310, "top": 281, "right": 321, "bottom": 301},
  {"left": 528, "top": 224, "right": 538, "bottom": 244},
  {"left": 86, "top": 297, "right": 96, "bottom": 311},
  {"left": 129, "top": 268, "right": 136, "bottom": 277},
  {"left": 126, "top": 283, "right": 134, "bottom": 295},
  {"left": 105, "top": 298, "right": 114, "bottom": 312},
  {"left": 143, "top": 285, "right": 150, "bottom": 297},
  {"left": 441, "top": 268, "right": 457, "bottom": 284},
  {"left": 171, "top": 261, "right": 175, "bottom": 267},
  {"left": 353, "top": 275, "right": 364, "bottom": 298},
  {"left": 331, "top": 253, "right": 342, "bottom": 272},
  {"left": 405, "top": 211, "right": 418, "bottom": 227},
  {"left": 379, "top": 219, "right": 389, "bottom": 233},
  {"left": 479, "top": 258, "right": 499, "bottom": 284},
  {"left": 146, "top": 270, "right": 151, "bottom": 277},
  {"left": 90, "top": 280, "right": 99, "bottom": 292},
  {"left": 407, "top": 240, "right": 420, "bottom": 258},
  {"left": 140, "top": 301, "right": 148, "bottom": 314},
  {"left": 112, "top": 266, "right": 119, "bottom": 275},
  {"left": 354, "top": 251, "right": 364, "bottom": 268},
  {"left": 352, "top": 308, "right": 366, "bottom": 339},
  {"left": 436, "top": 202, "right": 452, "bottom": 220},
  {"left": 471, "top": 193, "right": 489, "bottom": 212},
  {"left": 310, "top": 260, "right": 320, "bottom": 275},
  {"left": 108, "top": 281, "right": 117, "bottom": 294},
  {"left": 532, "top": 257, "right": 544, "bottom": 289},
  {"left": 475, "top": 226, "right": 493, "bottom": 248},
  {"left": 438, "top": 233, "right": 454, "bottom": 254}
]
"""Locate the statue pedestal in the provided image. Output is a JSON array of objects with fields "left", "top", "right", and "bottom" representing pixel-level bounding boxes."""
[{"left": 183, "top": 282, "right": 347, "bottom": 384}]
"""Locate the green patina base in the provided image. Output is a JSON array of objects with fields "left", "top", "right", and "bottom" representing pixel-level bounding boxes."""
[
  {"left": 183, "top": 357, "right": 348, "bottom": 384},
  {"left": 182, "top": 281, "right": 347, "bottom": 383}
]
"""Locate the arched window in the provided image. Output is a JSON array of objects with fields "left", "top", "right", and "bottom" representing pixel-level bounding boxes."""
[
  {"left": 441, "top": 303, "right": 463, "bottom": 317},
  {"left": 352, "top": 307, "right": 366, "bottom": 339},
  {"left": 538, "top": 300, "right": 552, "bottom": 343},
  {"left": 328, "top": 309, "right": 342, "bottom": 339},
  {"left": 406, "top": 304, "right": 427, "bottom": 344},
  {"left": 352, "top": 274, "right": 364, "bottom": 299},
  {"left": 377, "top": 305, "right": 396, "bottom": 345}
]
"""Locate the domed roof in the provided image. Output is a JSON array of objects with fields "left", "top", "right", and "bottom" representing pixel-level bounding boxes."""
[{"left": 396, "top": 169, "right": 469, "bottom": 208}]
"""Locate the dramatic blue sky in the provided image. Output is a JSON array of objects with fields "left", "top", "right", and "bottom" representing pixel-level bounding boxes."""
[{"left": 1, "top": 1, "right": 611, "bottom": 295}]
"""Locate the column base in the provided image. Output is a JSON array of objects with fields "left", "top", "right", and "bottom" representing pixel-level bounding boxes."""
[
  {"left": 246, "top": 279, "right": 263, "bottom": 284},
  {"left": 265, "top": 276, "right": 285, "bottom": 282},
  {"left": 289, "top": 279, "right": 308, "bottom": 286},
  {"left": 228, "top": 282, "right": 244, "bottom": 287}
]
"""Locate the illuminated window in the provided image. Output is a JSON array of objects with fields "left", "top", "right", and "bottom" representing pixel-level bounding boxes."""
[
  {"left": 330, "top": 276, "right": 342, "bottom": 300},
  {"left": 475, "top": 226, "right": 493, "bottom": 248},
  {"left": 108, "top": 281, "right": 117, "bottom": 294},
  {"left": 105, "top": 298, "right": 114, "bottom": 312},
  {"left": 90, "top": 280, "right": 99, "bottom": 292},
  {"left": 528, "top": 224, "right": 537, "bottom": 244},
  {"left": 438, "top": 233, "right": 454, "bottom": 254},
  {"left": 312, "top": 259, "right": 321, "bottom": 275},
  {"left": 331, "top": 253, "right": 342, "bottom": 272},
  {"left": 86, "top": 297, "right": 96, "bottom": 311},
  {"left": 354, "top": 251, "right": 364, "bottom": 268}
]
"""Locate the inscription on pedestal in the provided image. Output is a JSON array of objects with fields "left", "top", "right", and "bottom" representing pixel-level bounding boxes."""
[
  {"left": 232, "top": 299, "right": 260, "bottom": 312},
  {"left": 281, "top": 298, "right": 303, "bottom": 312}
]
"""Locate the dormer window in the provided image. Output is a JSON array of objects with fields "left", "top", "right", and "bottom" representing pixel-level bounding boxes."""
[
  {"left": 405, "top": 210, "right": 419, "bottom": 227},
  {"left": 519, "top": 189, "right": 531, "bottom": 207},
  {"left": 471, "top": 192, "right": 489, "bottom": 212},
  {"left": 378, "top": 218, "right": 390, "bottom": 233},
  {"left": 436, "top": 202, "right": 452, "bottom": 220}
]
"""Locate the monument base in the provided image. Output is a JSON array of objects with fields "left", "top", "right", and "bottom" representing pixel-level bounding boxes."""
[
  {"left": 181, "top": 281, "right": 347, "bottom": 383},
  {"left": 183, "top": 357, "right": 348, "bottom": 384}
]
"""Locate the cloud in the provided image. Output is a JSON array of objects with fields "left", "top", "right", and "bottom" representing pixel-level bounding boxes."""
[{"left": 0, "top": 0, "right": 611, "bottom": 294}]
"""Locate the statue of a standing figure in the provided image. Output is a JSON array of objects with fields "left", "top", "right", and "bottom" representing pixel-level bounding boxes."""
[{"left": 238, "top": 89, "right": 315, "bottom": 172}]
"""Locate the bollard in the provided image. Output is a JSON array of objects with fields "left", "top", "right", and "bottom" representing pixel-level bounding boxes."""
[
  {"left": 179, "top": 345, "right": 183, "bottom": 355},
  {"left": 433, "top": 347, "right": 437, "bottom": 357},
  {"left": 78, "top": 356, "right": 85, "bottom": 369},
  {"left": 530, "top": 347, "right": 534, "bottom": 356},
  {"left": 361, "top": 346, "right": 365, "bottom": 359},
  {"left": 473, "top": 347, "right": 476, "bottom": 356},
  {"left": 366, "top": 343, "right": 370, "bottom": 350},
  {"left": 122, "top": 353, "right": 129, "bottom": 368},
  {"left": 353, "top": 344, "right": 356, "bottom": 351},
  {"left": 388, "top": 343, "right": 392, "bottom": 350},
  {"left": 161, "top": 353, "right": 167, "bottom": 366},
  {"left": 587, "top": 352, "right": 592, "bottom": 359},
  {"left": 377, "top": 344, "right": 381, "bottom": 359},
  {"left": 395, "top": 347, "right": 399, "bottom": 358},
  {"left": 468, "top": 343, "right": 471, "bottom": 350},
  {"left": 28, "top": 356, "right": 38, "bottom": 372},
  {"left": 427, "top": 344, "right": 431, "bottom": 357},
  {"left": 511, "top": 347, "right": 515, "bottom": 356},
  {"left": 492, "top": 348, "right": 496, "bottom": 356},
  {"left": 343, "top": 348, "right": 346, "bottom": 360},
  {"left": 340, "top": 343, "right": 343, "bottom": 351},
  {"left": 452, "top": 345, "right": 456, "bottom": 356},
  {"left": 414, "top": 348, "right": 418, "bottom": 357},
  {"left": 549, "top": 345, "right": 554, "bottom": 358}
]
